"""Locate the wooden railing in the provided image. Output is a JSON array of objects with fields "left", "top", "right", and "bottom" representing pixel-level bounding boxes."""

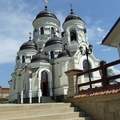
[{"left": 77, "top": 59, "right": 120, "bottom": 90}]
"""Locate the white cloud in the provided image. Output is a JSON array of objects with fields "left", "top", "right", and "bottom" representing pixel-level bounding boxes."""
[
  {"left": 96, "top": 41, "right": 102, "bottom": 44},
  {"left": 0, "top": 0, "right": 34, "bottom": 63},
  {"left": 108, "top": 66, "right": 120, "bottom": 82},
  {"left": 56, "top": 11, "right": 65, "bottom": 32},
  {"left": 101, "top": 48, "right": 111, "bottom": 52},
  {"left": 97, "top": 27, "right": 104, "bottom": 32},
  {"left": 87, "top": 26, "right": 106, "bottom": 41},
  {"left": 84, "top": 16, "right": 91, "bottom": 24},
  {"left": 109, "top": 66, "right": 120, "bottom": 75}
]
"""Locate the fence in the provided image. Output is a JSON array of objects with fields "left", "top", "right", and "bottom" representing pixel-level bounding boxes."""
[{"left": 77, "top": 59, "right": 120, "bottom": 91}]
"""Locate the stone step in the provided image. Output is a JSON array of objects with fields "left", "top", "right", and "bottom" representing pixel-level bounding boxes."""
[
  {"left": 0, "top": 107, "right": 83, "bottom": 119},
  {"left": 2, "top": 112, "right": 91, "bottom": 120},
  {"left": 0, "top": 103, "right": 92, "bottom": 120},
  {"left": 0, "top": 103, "right": 71, "bottom": 112},
  {"left": 61, "top": 116, "right": 92, "bottom": 120}
]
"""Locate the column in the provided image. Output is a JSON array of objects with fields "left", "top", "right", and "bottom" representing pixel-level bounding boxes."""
[
  {"left": 29, "top": 70, "right": 32, "bottom": 104},
  {"left": 29, "top": 78, "right": 32, "bottom": 103},
  {"left": 38, "top": 77, "right": 42, "bottom": 103},
  {"left": 21, "top": 90, "right": 23, "bottom": 104}
]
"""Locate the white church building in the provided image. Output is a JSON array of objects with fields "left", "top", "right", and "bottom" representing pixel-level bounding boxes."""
[{"left": 8, "top": 6, "right": 100, "bottom": 103}]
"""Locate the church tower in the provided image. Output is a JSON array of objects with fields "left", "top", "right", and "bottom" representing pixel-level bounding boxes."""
[{"left": 32, "top": 6, "right": 60, "bottom": 51}]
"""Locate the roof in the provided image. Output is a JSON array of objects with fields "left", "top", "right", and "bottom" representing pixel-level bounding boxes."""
[
  {"left": 74, "top": 82, "right": 120, "bottom": 98},
  {"left": 45, "top": 35, "right": 62, "bottom": 47},
  {"left": 101, "top": 17, "right": 120, "bottom": 47},
  {"left": 19, "top": 40, "right": 37, "bottom": 51},
  {"left": 31, "top": 50, "right": 49, "bottom": 63},
  {"left": 63, "top": 9, "right": 84, "bottom": 24},
  {"left": 57, "top": 49, "right": 70, "bottom": 58},
  {"left": 35, "top": 6, "right": 58, "bottom": 21}
]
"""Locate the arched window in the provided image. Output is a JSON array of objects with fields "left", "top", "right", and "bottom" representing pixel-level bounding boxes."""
[
  {"left": 41, "top": 27, "right": 44, "bottom": 34},
  {"left": 70, "top": 28, "right": 77, "bottom": 41},
  {"left": 51, "top": 27, "right": 54, "bottom": 34},
  {"left": 83, "top": 60, "right": 92, "bottom": 78},
  {"left": 50, "top": 51, "right": 54, "bottom": 59},
  {"left": 41, "top": 71, "right": 48, "bottom": 80},
  {"left": 22, "top": 56, "right": 25, "bottom": 63}
]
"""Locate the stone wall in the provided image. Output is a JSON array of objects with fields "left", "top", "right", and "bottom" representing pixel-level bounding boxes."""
[{"left": 66, "top": 93, "right": 120, "bottom": 120}]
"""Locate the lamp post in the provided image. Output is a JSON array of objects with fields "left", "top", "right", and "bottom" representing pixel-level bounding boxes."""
[{"left": 79, "top": 44, "right": 93, "bottom": 88}]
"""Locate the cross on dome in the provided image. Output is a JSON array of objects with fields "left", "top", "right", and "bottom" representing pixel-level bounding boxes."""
[
  {"left": 44, "top": 0, "right": 48, "bottom": 6},
  {"left": 29, "top": 32, "right": 32, "bottom": 40},
  {"left": 70, "top": 4, "right": 73, "bottom": 12}
]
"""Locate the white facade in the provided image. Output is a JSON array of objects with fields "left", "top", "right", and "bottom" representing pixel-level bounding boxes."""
[{"left": 9, "top": 6, "right": 100, "bottom": 103}]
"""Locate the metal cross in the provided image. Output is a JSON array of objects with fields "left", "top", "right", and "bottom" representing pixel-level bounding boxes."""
[{"left": 29, "top": 32, "right": 32, "bottom": 40}]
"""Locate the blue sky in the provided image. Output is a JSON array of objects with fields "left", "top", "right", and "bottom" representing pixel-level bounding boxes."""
[{"left": 0, "top": 0, "right": 120, "bottom": 87}]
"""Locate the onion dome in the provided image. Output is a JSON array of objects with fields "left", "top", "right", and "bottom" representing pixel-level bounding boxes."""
[
  {"left": 31, "top": 50, "right": 49, "bottom": 63},
  {"left": 19, "top": 40, "right": 37, "bottom": 51},
  {"left": 64, "top": 9, "right": 84, "bottom": 23},
  {"left": 45, "top": 35, "right": 62, "bottom": 47},
  {"left": 35, "top": 6, "right": 58, "bottom": 20},
  {"left": 57, "top": 49, "right": 70, "bottom": 58},
  {"left": 19, "top": 34, "right": 37, "bottom": 51}
]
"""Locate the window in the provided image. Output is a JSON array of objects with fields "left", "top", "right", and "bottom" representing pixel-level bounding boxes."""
[
  {"left": 13, "top": 77, "right": 16, "bottom": 89},
  {"left": 51, "top": 27, "right": 54, "bottom": 34},
  {"left": 83, "top": 60, "right": 92, "bottom": 78},
  {"left": 41, "top": 27, "right": 44, "bottom": 34},
  {"left": 41, "top": 71, "right": 47, "bottom": 79},
  {"left": 70, "top": 31, "right": 76, "bottom": 41},
  {"left": 22, "top": 56, "right": 25, "bottom": 63},
  {"left": 70, "top": 28, "right": 77, "bottom": 41},
  {"left": 50, "top": 51, "right": 54, "bottom": 59}
]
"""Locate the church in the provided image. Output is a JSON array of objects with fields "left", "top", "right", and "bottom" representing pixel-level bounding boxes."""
[{"left": 8, "top": 5, "right": 100, "bottom": 103}]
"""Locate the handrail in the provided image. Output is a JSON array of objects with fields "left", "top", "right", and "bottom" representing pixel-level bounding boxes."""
[
  {"left": 106, "top": 59, "right": 120, "bottom": 67},
  {"left": 77, "top": 59, "right": 120, "bottom": 91},
  {"left": 77, "top": 66, "right": 101, "bottom": 77},
  {"left": 78, "top": 79, "right": 102, "bottom": 87}
]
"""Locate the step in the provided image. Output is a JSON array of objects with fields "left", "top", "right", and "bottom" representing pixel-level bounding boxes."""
[
  {"left": 0, "top": 103, "right": 92, "bottom": 120},
  {"left": 3, "top": 112, "right": 82, "bottom": 120},
  {"left": 0, "top": 107, "right": 82, "bottom": 119},
  {"left": 0, "top": 103, "right": 71, "bottom": 112},
  {"left": 61, "top": 116, "right": 92, "bottom": 120}
]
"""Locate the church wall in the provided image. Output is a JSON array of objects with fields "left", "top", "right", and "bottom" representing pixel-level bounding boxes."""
[
  {"left": 54, "top": 61, "right": 69, "bottom": 99},
  {"left": 54, "top": 64, "right": 60, "bottom": 88},
  {"left": 31, "top": 72, "right": 38, "bottom": 93},
  {"left": 60, "top": 62, "right": 68, "bottom": 87}
]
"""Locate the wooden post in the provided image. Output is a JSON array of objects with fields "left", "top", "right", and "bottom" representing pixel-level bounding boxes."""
[{"left": 100, "top": 61, "right": 108, "bottom": 87}]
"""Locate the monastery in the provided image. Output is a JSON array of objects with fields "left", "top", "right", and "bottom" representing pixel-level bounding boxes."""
[{"left": 8, "top": 5, "right": 100, "bottom": 103}]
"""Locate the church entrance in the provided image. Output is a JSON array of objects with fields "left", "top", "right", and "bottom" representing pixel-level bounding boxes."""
[{"left": 41, "top": 71, "right": 49, "bottom": 96}]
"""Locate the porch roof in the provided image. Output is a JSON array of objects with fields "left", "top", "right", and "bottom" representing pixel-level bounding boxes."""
[{"left": 101, "top": 17, "right": 120, "bottom": 48}]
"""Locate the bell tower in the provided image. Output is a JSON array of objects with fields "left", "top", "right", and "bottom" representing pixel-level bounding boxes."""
[
  {"left": 32, "top": 6, "right": 60, "bottom": 50},
  {"left": 62, "top": 5, "right": 88, "bottom": 53}
]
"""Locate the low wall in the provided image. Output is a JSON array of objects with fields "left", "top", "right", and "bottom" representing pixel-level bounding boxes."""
[{"left": 66, "top": 93, "right": 120, "bottom": 120}]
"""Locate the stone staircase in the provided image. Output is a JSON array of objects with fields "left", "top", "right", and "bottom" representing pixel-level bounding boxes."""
[{"left": 0, "top": 103, "right": 92, "bottom": 120}]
